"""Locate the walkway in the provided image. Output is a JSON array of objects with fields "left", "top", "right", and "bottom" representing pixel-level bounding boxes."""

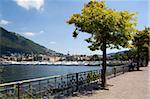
[{"left": 69, "top": 65, "right": 150, "bottom": 99}]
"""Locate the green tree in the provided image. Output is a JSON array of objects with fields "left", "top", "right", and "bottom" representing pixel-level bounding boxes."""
[
  {"left": 113, "top": 54, "right": 122, "bottom": 60},
  {"left": 127, "top": 49, "right": 137, "bottom": 60},
  {"left": 133, "top": 27, "right": 150, "bottom": 68},
  {"left": 90, "top": 54, "right": 100, "bottom": 61},
  {"left": 67, "top": 1, "right": 137, "bottom": 88}
]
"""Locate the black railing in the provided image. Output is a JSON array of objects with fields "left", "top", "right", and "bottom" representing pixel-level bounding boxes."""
[{"left": 0, "top": 65, "right": 129, "bottom": 99}]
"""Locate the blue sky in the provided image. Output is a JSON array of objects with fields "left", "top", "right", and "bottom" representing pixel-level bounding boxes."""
[{"left": 0, "top": 0, "right": 149, "bottom": 55}]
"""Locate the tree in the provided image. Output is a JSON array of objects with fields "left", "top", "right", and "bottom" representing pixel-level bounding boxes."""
[
  {"left": 113, "top": 54, "right": 122, "bottom": 60},
  {"left": 90, "top": 54, "right": 101, "bottom": 61},
  {"left": 133, "top": 27, "right": 150, "bottom": 68},
  {"left": 67, "top": 1, "right": 137, "bottom": 88}
]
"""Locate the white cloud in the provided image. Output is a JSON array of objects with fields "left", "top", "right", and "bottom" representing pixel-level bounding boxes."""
[
  {"left": 49, "top": 41, "right": 56, "bottom": 44},
  {"left": 23, "top": 32, "right": 36, "bottom": 37},
  {"left": 39, "top": 30, "right": 44, "bottom": 34},
  {"left": 23, "top": 30, "right": 44, "bottom": 37},
  {"left": 0, "top": 19, "right": 10, "bottom": 25},
  {"left": 15, "top": 0, "right": 44, "bottom": 11}
]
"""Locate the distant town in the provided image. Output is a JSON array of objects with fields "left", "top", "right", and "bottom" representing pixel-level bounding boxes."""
[
  {"left": 0, "top": 51, "right": 129, "bottom": 65},
  {"left": 0, "top": 53, "right": 99, "bottom": 63}
]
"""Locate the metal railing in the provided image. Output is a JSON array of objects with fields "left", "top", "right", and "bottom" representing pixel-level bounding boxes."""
[{"left": 0, "top": 65, "right": 129, "bottom": 99}]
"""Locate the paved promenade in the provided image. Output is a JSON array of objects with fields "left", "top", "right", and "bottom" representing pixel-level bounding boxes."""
[{"left": 69, "top": 64, "right": 150, "bottom": 99}]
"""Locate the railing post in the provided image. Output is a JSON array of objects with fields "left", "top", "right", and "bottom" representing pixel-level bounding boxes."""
[
  {"left": 29, "top": 82, "right": 32, "bottom": 98},
  {"left": 99, "top": 69, "right": 101, "bottom": 82},
  {"left": 17, "top": 83, "right": 21, "bottom": 99},
  {"left": 122, "top": 66, "right": 125, "bottom": 74},
  {"left": 76, "top": 73, "right": 79, "bottom": 91},
  {"left": 114, "top": 67, "right": 116, "bottom": 77},
  {"left": 66, "top": 74, "right": 69, "bottom": 95},
  {"left": 53, "top": 77, "right": 57, "bottom": 94},
  {"left": 39, "top": 81, "right": 41, "bottom": 97}
]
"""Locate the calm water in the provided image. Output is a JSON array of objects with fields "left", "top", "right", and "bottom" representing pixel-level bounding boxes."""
[{"left": 0, "top": 65, "right": 101, "bottom": 83}]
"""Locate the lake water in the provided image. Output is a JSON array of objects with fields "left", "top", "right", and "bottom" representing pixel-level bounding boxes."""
[{"left": 0, "top": 65, "right": 102, "bottom": 83}]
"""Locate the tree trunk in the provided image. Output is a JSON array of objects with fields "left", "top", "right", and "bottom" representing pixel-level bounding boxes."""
[
  {"left": 137, "top": 46, "right": 140, "bottom": 70},
  {"left": 145, "top": 48, "right": 149, "bottom": 66},
  {"left": 101, "top": 37, "right": 107, "bottom": 88}
]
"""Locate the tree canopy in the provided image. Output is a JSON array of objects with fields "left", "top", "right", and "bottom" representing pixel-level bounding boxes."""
[
  {"left": 133, "top": 27, "right": 150, "bottom": 48},
  {"left": 67, "top": 1, "right": 137, "bottom": 51}
]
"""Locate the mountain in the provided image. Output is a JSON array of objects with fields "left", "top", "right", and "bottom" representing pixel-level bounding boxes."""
[
  {"left": 0, "top": 27, "right": 63, "bottom": 56},
  {"left": 107, "top": 50, "right": 129, "bottom": 56}
]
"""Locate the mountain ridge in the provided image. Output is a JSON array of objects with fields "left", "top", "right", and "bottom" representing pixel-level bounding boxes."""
[{"left": 0, "top": 27, "right": 63, "bottom": 56}]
